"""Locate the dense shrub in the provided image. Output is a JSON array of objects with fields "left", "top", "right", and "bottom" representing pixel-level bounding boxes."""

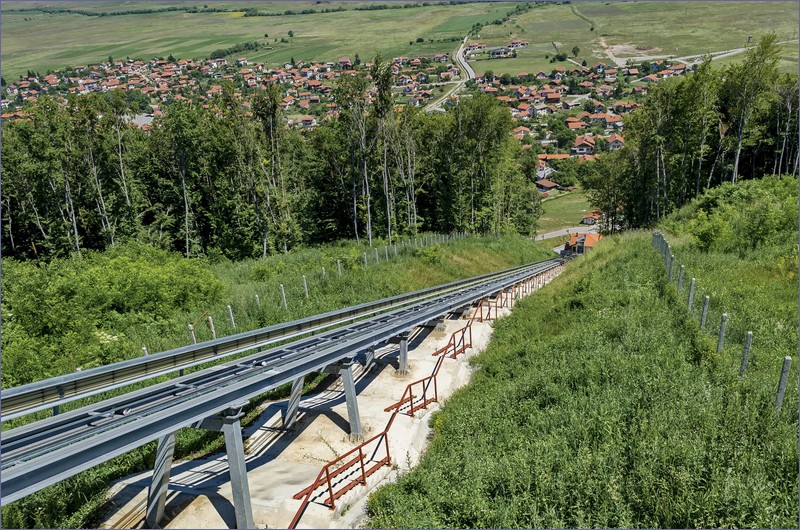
[{"left": 2, "top": 243, "right": 224, "bottom": 386}]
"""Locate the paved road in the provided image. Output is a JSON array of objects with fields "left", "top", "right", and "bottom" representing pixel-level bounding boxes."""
[
  {"left": 425, "top": 36, "right": 474, "bottom": 112},
  {"left": 606, "top": 39, "right": 798, "bottom": 69},
  {"left": 535, "top": 225, "right": 597, "bottom": 241}
]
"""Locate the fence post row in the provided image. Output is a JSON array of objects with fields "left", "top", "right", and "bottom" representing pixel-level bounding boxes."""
[
  {"left": 776, "top": 356, "right": 792, "bottom": 409},
  {"left": 740, "top": 331, "right": 753, "bottom": 375},
  {"left": 227, "top": 305, "right": 236, "bottom": 328}
]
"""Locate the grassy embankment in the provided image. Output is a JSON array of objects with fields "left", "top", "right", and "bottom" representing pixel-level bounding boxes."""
[
  {"left": 1, "top": 234, "right": 552, "bottom": 529},
  {"left": 0, "top": 1, "right": 514, "bottom": 80},
  {"left": 469, "top": 1, "right": 797, "bottom": 76},
  {"left": 538, "top": 190, "right": 591, "bottom": 234},
  {"left": 367, "top": 175, "right": 798, "bottom": 528}
]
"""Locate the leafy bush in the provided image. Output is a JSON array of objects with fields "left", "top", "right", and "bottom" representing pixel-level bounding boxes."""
[
  {"left": 2, "top": 243, "right": 224, "bottom": 385},
  {"left": 665, "top": 175, "right": 797, "bottom": 254}
]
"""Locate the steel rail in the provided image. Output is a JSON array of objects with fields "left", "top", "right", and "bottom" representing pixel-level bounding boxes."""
[
  {"left": 2, "top": 261, "right": 536, "bottom": 421},
  {"left": 0, "top": 258, "right": 563, "bottom": 504},
  {"left": 1, "top": 262, "right": 540, "bottom": 462}
]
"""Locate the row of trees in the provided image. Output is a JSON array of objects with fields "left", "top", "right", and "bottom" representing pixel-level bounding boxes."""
[
  {"left": 582, "top": 34, "right": 799, "bottom": 232},
  {"left": 2, "top": 57, "right": 540, "bottom": 261}
]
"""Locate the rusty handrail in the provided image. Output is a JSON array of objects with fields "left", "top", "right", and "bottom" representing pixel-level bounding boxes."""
[
  {"left": 289, "top": 268, "right": 557, "bottom": 528},
  {"left": 289, "top": 428, "right": 393, "bottom": 528}
]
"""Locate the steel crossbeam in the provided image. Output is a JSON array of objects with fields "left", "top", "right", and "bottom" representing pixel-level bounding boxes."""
[
  {"left": 2, "top": 263, "right": 534, "bottom": 421},
  {"left": 0, "top": 258, "right": 563, "bottom": 505}
]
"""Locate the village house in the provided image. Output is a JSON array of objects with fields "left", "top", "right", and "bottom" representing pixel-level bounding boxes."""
[
  {"left": 563, "top": 233, "right": 602, "bottom": 255},
  {"left": 571, "top": 135, "right": 595, "bottom": 155},
  {"left": 489, "top": 48, "right": 513, "bottom": 58},
  {"left": 536, "top": 178, "right": 559, "bottom": 193},
  {"left": 606, "top": 133, "right": 625, "bottom": 150}
]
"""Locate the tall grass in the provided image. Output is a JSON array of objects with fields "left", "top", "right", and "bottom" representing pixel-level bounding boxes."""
[
  {"left": 0, "top": 234, "right": 553, "bottom": 529},
  {"left": 367, "top": 228, "right": 797, "bottom": 527}
]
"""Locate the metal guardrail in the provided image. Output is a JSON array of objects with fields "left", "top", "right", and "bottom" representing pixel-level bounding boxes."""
[
  {"left": 1, "top": 258, "right": 563, "bottom": 505},
  {"left": 289, "top": 265, "right": 560, "bottom": 528},
  {"left": 2, "top": 263, "right": 535, "bottom": 421}
]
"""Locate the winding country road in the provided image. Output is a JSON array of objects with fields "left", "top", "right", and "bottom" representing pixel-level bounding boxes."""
[
  {"left": 424, "top": 35, "right": 475, "bottom": 112},
  {"left": 601, "top": 38, "right": 798, "bottom": 69}
]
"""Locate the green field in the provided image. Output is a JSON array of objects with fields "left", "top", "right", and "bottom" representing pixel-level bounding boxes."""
[
  {"left": 3, "top": 1, "right": 795, "bottom": 81},
  {"left": 366, "top": 176, "right": 798, "bottom": 528},
  {"left": 471, "top": 2, "right": 606, "bottom": 75},
  {"left": 466, "top": 1, "right": 796, "bottom": 76},
  {"left": 1, "top": 1, "right": 514, "bottom": 80},
  {"left": 538, "top": 190, "right": 591, "bottom": 234},
  {"left": 580, "top": 1, "right": 797, "bottom": 59},
  {"left": 712, "top": 41, "right": 800, "bottom": 74}
]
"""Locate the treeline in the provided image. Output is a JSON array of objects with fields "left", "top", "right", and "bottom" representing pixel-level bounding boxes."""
[
  {"left": 7, "top": 6, "right": 232, "bottom": 17},
  {"left": 582, "top": 34, "right": 799, "bottom": 232},
  {"left": 1, "top": 57, "right": 539, "bottom": 262},
  {"left": 209, "top": 41, "right": 263, "bottom": 60}
]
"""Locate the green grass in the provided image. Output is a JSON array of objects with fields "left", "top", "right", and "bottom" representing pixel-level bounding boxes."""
[
  {"left": 712, "top": 42, "right": 800, "bottom": 74},
  {"left": 0, "top": 2, "right": 515, "bottom": 80},
  {"left": 581, "top": 1, "right": 798, "bottom": 60},
  {"left": 466, "top": 1, "right": 796, "bottom": 76},
  {"left": 472, "top": 2, "right": 604, "bottom": 75},
  {"left": 538, "top": 190, "right": 591, "bottom": 233},
  {"left": 1, "top": 234, "right": 553, "bottom": 529},
  {"left": 366, "top": 177, "right": 798, "bottom": 528}
]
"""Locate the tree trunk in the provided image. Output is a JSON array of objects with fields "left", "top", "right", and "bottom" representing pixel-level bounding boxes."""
[
  {"left": 382, "top": 127, "right": 392, "bottom": 241},
  {"left": 179, "top": 160, "right": 190, "bottom": 258},
  {"left": 89, "top": 148, "right": 114, "bottom": 245},
  {"left": 5, "top": 197, "right": 15, "bottom": 252},
  {"left": 363, "top": 158, "right": 372, "bottom": 247},
  {"left": 116, "top": 124, "right": 131, "bottom": 207},
  {"left": 64, "top": 171, "right": 81, "bottom": 257}
]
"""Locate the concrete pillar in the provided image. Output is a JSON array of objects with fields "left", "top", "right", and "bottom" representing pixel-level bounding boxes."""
[
  {"left": 398, "top": 331, "right": 410, "bottom": 374},
  {"left": 222, "top": 411, "right": 254, "bottom": 529},
  {"left": 145, "top": 432, "right": 177, "bottom": 528}
]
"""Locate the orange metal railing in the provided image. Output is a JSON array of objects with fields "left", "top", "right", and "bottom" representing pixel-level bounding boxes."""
[{"left": 288, "top": 269, "right": 558, "bottom": 528}]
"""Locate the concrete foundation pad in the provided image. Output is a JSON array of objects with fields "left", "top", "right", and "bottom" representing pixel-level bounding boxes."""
[{"left": 97, "top": 278, "right": 558, "bottom": 529}]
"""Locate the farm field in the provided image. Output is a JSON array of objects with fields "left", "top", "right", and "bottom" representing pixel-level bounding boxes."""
[
  {"left": 367, "top": 179, "right": 798, "bottom": 527},
  {"left": 579, "top": 1, "right": 797, "bottom": 59},
  {"left": 538, "top": 190, "right": 592, "bottom": 234},
  {"left": 467, "top": 1, "right": 796, "bottom": 76},
  {"left": 3, "top": 1, "right": 796, "bottom": 80},
  {"left": 0, "top": 1, "right": 515, "bottom": 80},
  {"left": 471, "top": 2, "right": 606, "bottom": 75}
]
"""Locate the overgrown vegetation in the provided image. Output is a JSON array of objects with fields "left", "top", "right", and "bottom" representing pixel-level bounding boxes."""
[
  {"left": 367, "top": 177, "right": 798, "bottom": 528},
  {"left": 2, "top": 81, "right": 540, "bottom": 261},
  {"left": 582, "top": 35, "right": 799, "bottom": 232},
  {"left": 0, "top": 235, "right": 552, "bottom": 528}
]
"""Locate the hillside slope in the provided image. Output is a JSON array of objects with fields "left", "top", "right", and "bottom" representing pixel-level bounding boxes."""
[
  {"left": 367, "top": 176, "right": 798, "bottom": 528},
  {"left": 0, "top": 234, "right": 553, "bottom": 529}
]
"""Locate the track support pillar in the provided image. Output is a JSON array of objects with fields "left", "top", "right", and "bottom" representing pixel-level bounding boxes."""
[
  {"left": 194, "top": 403, "right": 254, "bottom": 529},
  {"left": 283, "top": 376, "right": 305, "bottom": 429},
  {"left": 340, "top": 363, "right": 363, "bottom": 441},
  {"left": 398, "top": 331, "right": 410, "bottom": 375},
  {"left": 145, "top": 432, "right": 176, "bottom": 528}
]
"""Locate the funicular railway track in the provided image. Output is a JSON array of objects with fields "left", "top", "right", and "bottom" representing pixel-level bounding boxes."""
[
  {"left": 1, "top": 257, "right": 565, "bottom": 506},
  {"left": 3, "top": 261, "right": 540, "bottom": 421}
]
